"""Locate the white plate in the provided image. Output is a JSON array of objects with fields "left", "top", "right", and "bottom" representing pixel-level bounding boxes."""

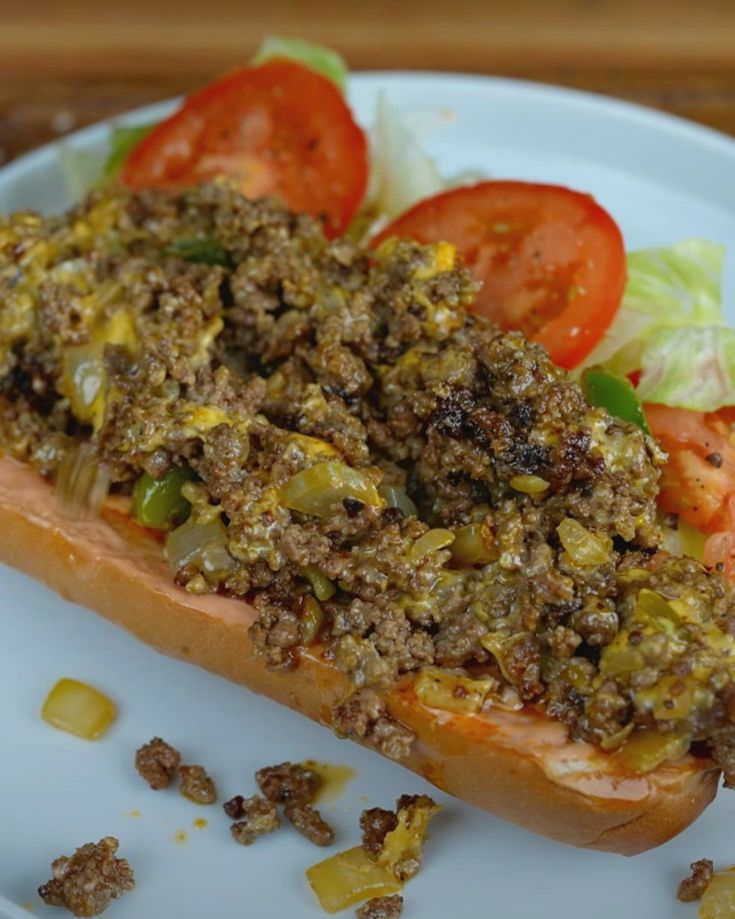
[{"left": 1, "top": 73, "right": 734, "bottom": 919}]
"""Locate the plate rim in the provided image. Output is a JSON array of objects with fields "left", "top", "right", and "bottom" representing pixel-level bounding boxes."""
[{"left": 1, "top": 69, "right": 734, "bottom": 191}]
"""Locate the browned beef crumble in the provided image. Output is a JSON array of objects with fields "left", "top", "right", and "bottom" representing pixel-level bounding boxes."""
[
  {"left": 356, "top": 895, "right": 404, "bottom": 919},
  {"left": 255, "top": 761, "right": 322, "bottom": 804},
  {"left": 360, "top": 806, "right": 398, "bottom": 857},
  {"left": 38, "top": 837, "right": 134, "bottom": 917},
  {"left": 134, "top": 736, "right": 181, "bottom": 790},
  {"left": 229, "top": 795, "right": 280, "bottom": 845},
  {"left": 359, "top": 794, "right": 439, "bottom": 882},
  {"left": 4, "top": 183, "right": 735, "bottom": 774},
  {"left": 677, "top": 858, "right": 715, "bottom": 902},
  {"left": 223, "top": 794, "right": 247, "bottom": 819},
  {"left": 178, "top": 764, "right": 217, "bottom": 804},
  {"left": 284, "top": 800, "right": 335, "bottom": 846}
]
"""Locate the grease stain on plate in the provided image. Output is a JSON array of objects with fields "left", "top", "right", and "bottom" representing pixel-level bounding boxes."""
[
  {"left": 303, "top": 760, "right": 356, "bottom": 803},
  {"left": 193, "top": 818, "right": 208, "bottom": 830},
  {"left": 172, "top": 829, "right": 188, "bottom": 845}
]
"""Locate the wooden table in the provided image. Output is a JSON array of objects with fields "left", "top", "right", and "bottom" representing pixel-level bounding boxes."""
[{"left": 2, "top": 0, "right": 735, "bottom": 164}]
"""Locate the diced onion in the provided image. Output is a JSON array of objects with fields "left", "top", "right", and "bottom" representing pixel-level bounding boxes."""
[
  {"left": 616, "top": 728, "right": 691, "bottom": 772},
  {"left": 409, "top": 528, "right": 454, "bottom": 561},
  {"left": 306, "top": 846, "right": 402, "bottom": 914},
  {"left": 377, "top": 797, "right": 441, "bottom": 880},
  {"left": 166, "top": 517, "right": 236, "bottom": 579},
  {"left": 414, "top": 668, "right": 497, "bottom": 715},
  {"left": 55, "top": 443, "right": 111, "bottom": 519},
  {"left": 281, "top": 462, "right": 382, "bottom": 518},
  {"left": 450, "top": 522, "right": 495, "bottom": 566},
  {"left": 700, "top": 866, "right": 735, "bottom": 919},
  {"left": 557, "top": 518, "right": 611, "bottom": 566},
  {"left": 41, "top": 678, "right": 117, "bottom": 740},
  {"left": 509, "top": 474, "right": 550, "bottom": 495},
  {"left": 378, "top": 484, "right": 417, "bottom": 518}
]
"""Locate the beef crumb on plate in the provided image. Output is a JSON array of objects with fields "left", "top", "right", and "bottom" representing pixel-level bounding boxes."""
[
  {"left": 677, "top": 858, "right": 715, "bottom": 902},
  {"left": 134, "top": 736, "right": 181, "bottom": 789},
  {"left": 38, "top": 837, "right": 134, "bottom": 917},
  {"left": 356, "top": 894, "right": 404, "bottom": 919}
]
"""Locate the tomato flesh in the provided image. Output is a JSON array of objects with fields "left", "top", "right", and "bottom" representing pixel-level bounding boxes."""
[
  {"left": 645, "top": 404, "right": 735, "bottom": 534},
  {"left": 372, "top": 181, "right": 627, "bottom": 369},
  {"left": 120, "top": 59, "right": 368, "bottom": 238}
]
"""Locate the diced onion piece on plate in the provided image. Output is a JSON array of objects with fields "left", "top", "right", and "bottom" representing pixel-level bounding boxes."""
[
  {"left": 41, "top": 678, "right": 117, "bottom": 740},
  {"left": 306, "top": 846, "right": 402, "bottom": 914}
]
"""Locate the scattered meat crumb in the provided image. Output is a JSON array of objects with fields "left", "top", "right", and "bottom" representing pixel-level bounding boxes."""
[
  {"left": 360, "top": 807, "right": 398, "bottom": 857},
  {"left": 360, "top": 794, "right": 440, "bottom": 881},
  {"left": 223, "top": 794, "right": 246, "bottom": 819},
  {"left": 677, "top": 858, "right": 715, "bottom": 902},
  {"left": 134, "top": 737, "right": 181, "bottom": 789},
  {"left": 230, "top": 795, "right": 281, "bottom": 845},
  {"left": 284, "top": 800, "right": 335, "bottom": 847},
  {"left": 179, "top": 764, "right": 217, "bottom": 804},
  {"left": 255, "top": 761, "right": 322, "bottom": 804},
  {"left": 37, "top": 837, "right": 134, "bottom": 917},
  {"left": 356, "top": 894, "right": 404, "bottom": 919}
]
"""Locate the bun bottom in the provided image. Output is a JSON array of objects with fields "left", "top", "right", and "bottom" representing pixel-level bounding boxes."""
[{"left": 0, "top": 457, "right": 719, "bottom": 854}]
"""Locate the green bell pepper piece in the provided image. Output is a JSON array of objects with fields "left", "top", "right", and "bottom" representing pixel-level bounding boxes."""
[
  {"left": 131, "top": 465, "right": 196, "bottom": 530},
  {"left": 582, "top": 367, "right": 651, "bottom": 434}
]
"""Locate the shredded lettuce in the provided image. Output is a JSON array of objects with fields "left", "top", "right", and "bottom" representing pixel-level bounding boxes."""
[
  {"left": 636, "top": 324, "right": 735, "bottom": 410},
  {"left": 59, "top": 144, "right": 108, "bottom": 203},
  {"left": 60, "top": 122, "right": 156, "bottom": 202},
  {"left": 366, "top": 93, "right": 445, "bottom": 224},
  {"left": 582, "top": 239, "right": 734, "bottom": 411},
  {"left": 251, "top": 35, "right": 347, "bottom": 91}
]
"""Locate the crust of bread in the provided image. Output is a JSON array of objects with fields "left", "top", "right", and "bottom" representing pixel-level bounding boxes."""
[{"left": 0, "top": 456, "right": 719, "bottom": 854}]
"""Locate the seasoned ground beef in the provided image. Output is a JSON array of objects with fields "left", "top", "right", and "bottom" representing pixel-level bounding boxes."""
[
  {"left": 356, "top": 895, "right": 404, "bottom": 919},
  {"left": 360, "top": 794, "right": 439, "bottom": 882},
  {"left": 284, "top": 800, "right": 335, "bottom": 846},
  {"left": 4, "top": 183, "right": 735, "bottom": 773},
  {"left": 38, "top": 837, "right": 134, "bottom": 917},
  {"left": 179, "top": 764, "right": 217, "bottom": 804},
  {"left": 255, "top": 762, "right": 321, "bottom": 804},
  {"left": 677, "top": 858, "right": 714, "bottom": 902},
  {"left": 135, "top": 737, "right": 181, "bottom": 790},
  {"left": 223, "top": 794, "right": 247, "bottom": 819},
  {"left": 230, "top": 795, "right": 280, "bottom": 845},
  {"left": 360, "top": 807, "right": 398, "bottom": 857}
]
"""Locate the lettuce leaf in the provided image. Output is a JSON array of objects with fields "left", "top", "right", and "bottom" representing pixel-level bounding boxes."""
[
  {"left": 366, "top": 93, "right": 445, "bottom": 222},
  {"left": 636, "top": 324, "right": 735, "bottom": 411},
  {"left": 251, "top": 35, "right": 347, "bottom": 91},
  {"left": 104, "top": 123, "right": 157, "bottom": 178},
  {"left": 582, "top": 239, "right": 734, "bottom": 411}
]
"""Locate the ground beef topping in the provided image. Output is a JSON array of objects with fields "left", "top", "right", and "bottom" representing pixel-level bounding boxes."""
[
  {"left": 38, "top": 837, "right": 134, "bottom": 917},
  {"left": 230, "top": 795, "right": 280, "bottom": 845},
  {"left": 360, "top": 794, "right": 440, "bottom": 882},
  {"left": 284, "top": 800, "right": 335, "bottom": 847},
  {"left": 356, "top": 894, "right": 404, "bottom": 919},
  {"left": 255, "top": 761, "right": 322, "bottom": 804},
  {"left": 134, "top": 737, "right": 181, "bottom": 790},
  {"left": 4, "top": 183, "right": 735, "bottom": 770},
  {"left": 179, "top": 764, "right": 217, "bottom": 804},
  {"left": 677, "top": 858, "right": 715, "bottom": 902},
  {"left": 360, "top": 807, "right": 398, "bottom": 858}
]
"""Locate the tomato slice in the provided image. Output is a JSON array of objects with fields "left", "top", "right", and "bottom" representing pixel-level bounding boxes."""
[
  {"left": 645, "top": 404, "right": 735, "bottom": 533},
  {"left": 120, "top": 59, "right": 368, "bottom": 238},
  {"left": 371, "top": 181, "right": 627, "bottom": 368}
]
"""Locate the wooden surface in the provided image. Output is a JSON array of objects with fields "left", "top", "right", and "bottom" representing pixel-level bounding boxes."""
[{"left": 2, "top": 0, "right": 735, "bottom": 164}]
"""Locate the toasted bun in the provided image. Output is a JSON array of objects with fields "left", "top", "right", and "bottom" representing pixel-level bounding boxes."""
[{"left": 0, "top": 456, "right": 719, "bottom": 854}]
